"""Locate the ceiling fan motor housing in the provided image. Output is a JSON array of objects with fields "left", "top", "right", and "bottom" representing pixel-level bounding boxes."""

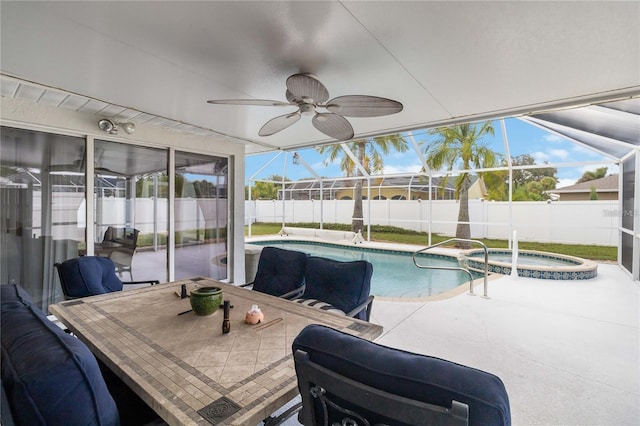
[{"left": 299, "top": 103, "right": 315, "bottom": 116}]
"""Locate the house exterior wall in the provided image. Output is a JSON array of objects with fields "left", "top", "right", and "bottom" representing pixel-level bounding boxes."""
[
  {"left": 1, "top": 96, "right": 247, "bottom": 282},
  {"left": 558, "top": 192, "right": 618, "bottom": 201}
]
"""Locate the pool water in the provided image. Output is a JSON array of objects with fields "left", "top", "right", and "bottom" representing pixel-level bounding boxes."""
[{"left": 251, "top": 241, "right": 479, "bottom": 298}]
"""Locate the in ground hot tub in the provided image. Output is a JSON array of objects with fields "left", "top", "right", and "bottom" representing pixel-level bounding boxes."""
[{"left": 465, "top": 249, "right": 597, "bottom": 280}]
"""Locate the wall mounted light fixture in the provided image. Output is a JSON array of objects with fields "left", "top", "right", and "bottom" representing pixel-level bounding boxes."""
[{"left": 98, "top": 118, "right": 136, "bottom": 135}]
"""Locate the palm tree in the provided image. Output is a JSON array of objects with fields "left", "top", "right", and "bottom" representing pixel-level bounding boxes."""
[
  {"left": 424, "top": 122, "right": 499, "bottom": 248},
  {"left": 317, "top": 134, "right": 408, "bottom": 233}
]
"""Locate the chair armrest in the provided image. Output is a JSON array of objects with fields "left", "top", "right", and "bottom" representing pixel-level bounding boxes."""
[
  {"left": 239, "top": 282, "right": 254, "bottom": 288},
  {"left": 279, "top": 285, "right": 305, "bottom": 300},
  {"left": 122, "top": 280, "right": 160, "bottom": 286},
  {"left": 346, "top": 295, "right": 374, "bottom": 322}
]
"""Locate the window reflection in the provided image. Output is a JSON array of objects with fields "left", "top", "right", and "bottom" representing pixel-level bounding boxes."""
[
  {"left": 0, "top": 126, "right": 86, "bottom": 310},
  {"left": 94, "top": 140, "right": 168, "bottom": 283},
  {"left": 174, "top": 151, "right": 228, "bottom": 281}
]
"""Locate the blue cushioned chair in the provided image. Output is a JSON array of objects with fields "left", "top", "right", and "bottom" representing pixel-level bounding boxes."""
[
  {"left": 241, "top": 246, "right": 308, "bottom": 297},
  {"left": 55, "top": 256, "right": 158, "bottom": 299},
  {"left": 293, "top": 256, "right": 374, "bottom": 321},
  {"left": 292, "top": 324, "right": 511, "bottom": 426}
]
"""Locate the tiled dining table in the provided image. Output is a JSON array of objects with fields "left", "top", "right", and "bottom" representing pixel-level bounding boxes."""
[{"left": 49, "top": 278, "right": 383, "bottom": 425}]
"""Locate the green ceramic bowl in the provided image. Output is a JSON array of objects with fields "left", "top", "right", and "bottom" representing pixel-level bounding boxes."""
[{"left": 189, "top": 287, "right": 223, "bottom": 316}]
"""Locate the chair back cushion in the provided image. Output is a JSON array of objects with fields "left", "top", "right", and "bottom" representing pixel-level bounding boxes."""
[
  {"left": 251, "top": 247, "right": 308, "bottom": 296},
  {"left": 102, "top": 226, "right": 116, "bottom": 242},
  {"left": 57, "top": 256, "right": 123, "bottom": 298},
  {"left": 303, "top": 257, "right": 372, "bottom": 320},
  {"left": 292, "top": 324, "right": 511, "bottom": 426},
  {"left": 1, "top": 283, "right": 119, "bottom": 426}
]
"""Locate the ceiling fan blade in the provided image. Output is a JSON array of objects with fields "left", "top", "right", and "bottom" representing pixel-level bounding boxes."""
[
  {"left": 207, "top": 99, "right": 292, "bottom": 107},
  {"left": 312, "top": 113, "right": 354, "bottom": 141},
  {"left": 259, "top": 112, "right": 301, "bottom": 136},
  {"left": 325, "top": 95, "right": 403, "bottom": 117},
  {"left": 285, "top": 90, "right": 301, "bottom": 104},
  {"left": 286, "top": 74, "right": 330, "bottom": 104}
]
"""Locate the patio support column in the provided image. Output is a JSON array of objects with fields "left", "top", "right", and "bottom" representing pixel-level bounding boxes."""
[
  {"left": 501, "top": 119, "right": 514, "bottom": 249},
  {"left": 153, "top": 174, "right": 158, "bottom": 251},
  {"left": 320, "top": 180, "right": 324, "bottom": 229},
  {"left": 634, "top": 150, "right": 640, "bottom": 281},
  {"left": 281, "top": 154, "right": 288, "bottom": 229},
  {"left": 247, "top": 180, "right": 253, "bottom": 237},
  {"left": 367, "top": 177, "right": 371, "bottom": 241},
  {"left": 168, "top": 147, "right": 175, "bottom": 282},
  {"left": 428, "top": 175, "right": 433, "bottom": 247},
  {"left": 86, "top": 136, "right": 95, "bottom": 256}
]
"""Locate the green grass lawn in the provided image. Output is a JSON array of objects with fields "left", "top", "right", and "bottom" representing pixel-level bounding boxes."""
[{"left": 245, "top": 222, "right": 617, "bottom": 261}]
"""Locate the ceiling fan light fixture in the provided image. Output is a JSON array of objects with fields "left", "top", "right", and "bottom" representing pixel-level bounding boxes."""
[{"left": 299, "top": 103, "right": 315, "bottom": 116}]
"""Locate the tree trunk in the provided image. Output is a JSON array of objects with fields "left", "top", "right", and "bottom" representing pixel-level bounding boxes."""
[
  {"left": 456, "top": 178, "right": 471, "bottom": 249},
  {"left": 352, "top": 179, "right": 363, "bottom": 233},
  {"left": 352, "top": 143, "right": 365, "bottom": 233}
]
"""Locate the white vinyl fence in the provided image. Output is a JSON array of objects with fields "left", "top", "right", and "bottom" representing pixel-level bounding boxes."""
[
  {"left": 245, "top": 199, "right": 620, "bottom": 246},
  {"left": 36, "top": 194, "right": 227, "bottom": 240}
]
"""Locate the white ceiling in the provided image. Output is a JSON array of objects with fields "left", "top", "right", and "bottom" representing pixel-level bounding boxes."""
[{"left": 1, "top": 1, "right": 639, "bottom": 154}]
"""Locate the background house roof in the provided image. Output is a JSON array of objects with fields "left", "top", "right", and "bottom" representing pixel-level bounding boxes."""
[{"left": 552, "top": 174, "right": 619, "bottom": 194}]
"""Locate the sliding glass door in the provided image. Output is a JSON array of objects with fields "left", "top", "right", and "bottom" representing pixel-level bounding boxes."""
[
  {"left": 1, "top": 126, "right": 86, "bottom": 311},
  {"left": 1, "top": 127, "right": 231, "bottom": 308}
]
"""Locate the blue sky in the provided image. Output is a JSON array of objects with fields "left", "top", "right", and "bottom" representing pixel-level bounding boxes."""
[{"left": 246, "top": 117, "right": 616, "bottom": 189}]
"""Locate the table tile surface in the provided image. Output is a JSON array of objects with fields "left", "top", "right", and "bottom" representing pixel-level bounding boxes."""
[{"left": 49, "top": 278, "right": 382, "bottom": 425}]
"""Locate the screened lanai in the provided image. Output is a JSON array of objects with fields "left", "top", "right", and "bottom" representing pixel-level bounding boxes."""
[
  {"left": 246, "top": 98, "right": 640, "bottom": 280},
  {"left": 525, "top": 99, "right": 639, "bottom": 279}
]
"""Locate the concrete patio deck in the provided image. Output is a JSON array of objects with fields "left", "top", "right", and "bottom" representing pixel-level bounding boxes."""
[
  {"left": 372, "top": 263, "right": 639, "bottom": 425},
  {"left": 273, "top": 263, "right": 638, "bottom": 425}
]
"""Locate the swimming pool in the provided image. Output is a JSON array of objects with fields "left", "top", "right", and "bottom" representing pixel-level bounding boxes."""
[{"left": 250, "top": 240, "right": 480, "bottom": 298}]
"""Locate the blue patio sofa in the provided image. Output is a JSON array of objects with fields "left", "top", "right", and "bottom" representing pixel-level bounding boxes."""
[{"left": 1, "top": 283, "right": 120, "bottom": 425}]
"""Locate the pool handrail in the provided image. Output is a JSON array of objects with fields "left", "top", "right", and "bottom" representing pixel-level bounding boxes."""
[{"left": 412, "top": 239, "right": 490, "bottom": 298}]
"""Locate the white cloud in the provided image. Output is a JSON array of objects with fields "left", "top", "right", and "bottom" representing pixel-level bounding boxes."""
[
  {"left": 532, "top": 151, "right": 549, "bottom": 162},
  {"left": 572, "top": 144, "right": 600, "bottom": 158},
  {"left": 556, "top": 178, "right": 576, "bottom": 189},
  {"left": 532, "top": 148, "right": 570, "bottom": 163},
  {"left": 542, "top": 134, "right": 564, "bottom": 143},
  {"left": 383, "top": 163, "right": 423, "bottom": 175},
  {"left": 549, "top": 149, "right": 569, "bottom": 160}
]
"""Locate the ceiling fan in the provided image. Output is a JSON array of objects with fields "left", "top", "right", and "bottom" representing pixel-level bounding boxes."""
[{"left": 207, "top": 73, "right": 403, "bottom": 141}]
